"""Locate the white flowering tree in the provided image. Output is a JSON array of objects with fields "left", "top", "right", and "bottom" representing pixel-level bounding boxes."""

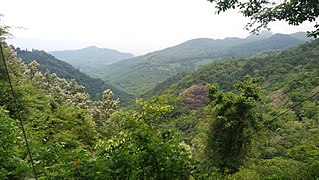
[{"left": 91, "top": 89, "right": 119, "bottom": 126}]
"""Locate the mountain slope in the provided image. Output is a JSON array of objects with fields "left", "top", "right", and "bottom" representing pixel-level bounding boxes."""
[
  {"left": 50, "top": 46, "right": 134, "bottom": 75},
  {"left": 95, "top": 33, "right": 308, "bottom": 95},
  {"left": 15, "top": 47, "right": 134, "bottom": 103},
  {"left": 145, "top": 39, "right": 319, "bottom": 98}
]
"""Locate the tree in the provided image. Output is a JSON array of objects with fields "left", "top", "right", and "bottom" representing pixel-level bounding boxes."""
[
  {"left": 92, "top": 95, "right": 192, "bottom": 179},
  {"left": 91, "top": 89, "right": 119, "bottom": 127},
  {"left": 206, "top": 77, "right": 263, "bottom": 174},
  {"left": 206, "top": 0, "right": 319, "bottom": 38}
]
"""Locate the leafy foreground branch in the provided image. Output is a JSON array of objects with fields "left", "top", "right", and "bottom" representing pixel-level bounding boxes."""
[{"left": 207, "top": 0, "right": 319, "bottom": 38}]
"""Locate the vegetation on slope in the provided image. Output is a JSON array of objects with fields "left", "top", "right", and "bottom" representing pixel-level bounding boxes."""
[
  {"left": 146, "top": 39, "right": 319, "bottom": 178},
  {"left": 97, "top": 33, "right": 308, "bottom": 95},
  {"left": 15, "top": 47, "right": 134, "bottom": 104},
  {"left": 147, "top": 39, "right": 319, "bottom": 100}
]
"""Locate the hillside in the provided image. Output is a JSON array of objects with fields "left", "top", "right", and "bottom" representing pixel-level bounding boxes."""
[
  {"left": 95, "top": 32, "right": 308, "bottom": 95},
  {"left": 145, "top": 39, "right": 319, "bottom": 101},
  {"left": 50, "top": 46, "right": 134, "bottom": 75},
  {"left": 15, "top": 47, "right": 134, "bottom": 103}
]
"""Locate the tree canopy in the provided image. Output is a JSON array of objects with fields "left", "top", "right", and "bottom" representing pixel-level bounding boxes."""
[{"left": 207, "top": 0, "right": 319, "bottom": 37}]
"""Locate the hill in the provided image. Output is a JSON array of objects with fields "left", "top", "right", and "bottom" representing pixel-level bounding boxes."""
[
  {"left": 49, "top": 46, "right": 134, "bottom": 75},
  {"left": 14, "top": 47, "right": 134, "bottom": 103},
  {"left": 94, "top": 32, "right": 308, "bottom": 95},
  {"left": 145, "top": 39, "right": 319, "bottom": 101}
]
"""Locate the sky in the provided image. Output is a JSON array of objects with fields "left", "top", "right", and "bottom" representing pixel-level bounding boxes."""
[{"left": 0, "top": 0, "right": 316, "bottom": 55}]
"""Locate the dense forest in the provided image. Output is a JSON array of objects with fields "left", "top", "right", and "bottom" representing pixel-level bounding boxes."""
[{"left": 1, "top": 16, "right": 319, "bottom": 179}]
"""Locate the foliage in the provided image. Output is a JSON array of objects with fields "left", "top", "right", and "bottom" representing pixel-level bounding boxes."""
[
  {"left": 0, "top": 107, "right": 26, "bottom": 179},
  {"left": 147, "top": 39, "right": 319, "bottom": 178},
  {"left": 206, "top": 77, "right": 263, "bottom": 173},
  {"left": 207, "top": 0, "right": 319, "bottom": 37},
  {"left": 86, "top": 95, "right": 192, "bottom": 179},
  {"left": 0, "top": 41, "right": 120, "bottom": 178},
  {"left": 91, "top": 89, "right": 119, "bottom": 127}
]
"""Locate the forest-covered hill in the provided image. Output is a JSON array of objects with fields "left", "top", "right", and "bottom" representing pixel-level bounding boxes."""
[
  {"left": 146, "top": 39, "right": 319, "bottom": 100},
  {"left": 49, "top": 46, "right": 134, "bottom": 75},
  {"left": 15, "top": 47, "right": 134, "bottom": 103},
  {"left": 95, "top": 32, "right": 309, "bottom": 95}
]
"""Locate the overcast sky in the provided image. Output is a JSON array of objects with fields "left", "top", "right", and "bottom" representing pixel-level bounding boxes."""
[{"left": 0, "top": 0, "right": 315, "bottom": 55}]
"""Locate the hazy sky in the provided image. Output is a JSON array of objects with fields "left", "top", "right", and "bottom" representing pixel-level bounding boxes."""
[{"left": 1, "top": 0, "right": 316, "bottom": 55}]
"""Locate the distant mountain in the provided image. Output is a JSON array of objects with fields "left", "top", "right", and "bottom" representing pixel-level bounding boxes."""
[
  {"left": 244, "top": 31, "right": 273, "bottom": 42},
  {"left": 288, "top": 31, "right": 314, "bottom": 41},
  {"left": 49, "top": 46, "right": 134, "bottom": 75},
  {"left": 15, "top": 47, "right": 134, "bottom": 103},
  {"left": 94, "top": 32, "right": 309, "bottom": 95}
]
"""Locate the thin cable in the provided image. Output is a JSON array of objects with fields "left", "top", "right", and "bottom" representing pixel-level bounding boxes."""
[
  {"left": 271, "top": 90, "right": 319, "bottom": 122},
  {"left": 0, "top": 42, "right": 38, "bottom": 179}
]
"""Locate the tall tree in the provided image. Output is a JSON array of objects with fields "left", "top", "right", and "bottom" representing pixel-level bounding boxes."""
[
  {"left": 207, "top": 0, "right": 319, "bottom": 37},
  {"left": 206, "top": 77, "right": 263, "bottom": 173}
]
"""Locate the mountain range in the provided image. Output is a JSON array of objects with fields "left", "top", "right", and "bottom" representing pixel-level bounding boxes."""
[{"left": 88, "top": 32, "right": 310, "bottom": 96}]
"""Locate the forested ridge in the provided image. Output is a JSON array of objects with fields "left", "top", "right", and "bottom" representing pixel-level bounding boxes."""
[
  {"left": 1, "top": 19, "right": 319, "bottom": 179},
  {"left": 14, "top": 47, "right": 134, "bottom": 104},
  {"left": 147, "top": 39, "right": 319, "bottom": 99}
]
